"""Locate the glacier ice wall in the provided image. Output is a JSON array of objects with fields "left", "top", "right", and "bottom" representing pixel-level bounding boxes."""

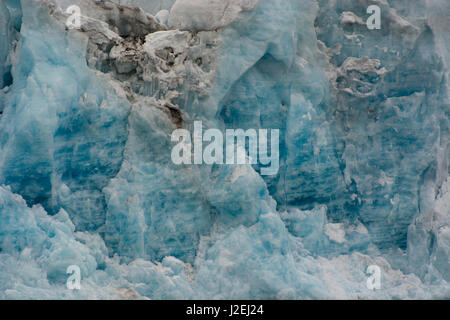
[{"left": 0, "top": 0, "right": 449, "bottom": 299}]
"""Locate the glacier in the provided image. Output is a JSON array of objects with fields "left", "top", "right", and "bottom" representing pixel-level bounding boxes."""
[{"left": 0, "top": 0, "right": 448, "bottom": 299}]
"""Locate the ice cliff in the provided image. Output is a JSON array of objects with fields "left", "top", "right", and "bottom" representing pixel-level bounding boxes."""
[{"left": 0, "top": 0, "right": 448, "bottom": 299}]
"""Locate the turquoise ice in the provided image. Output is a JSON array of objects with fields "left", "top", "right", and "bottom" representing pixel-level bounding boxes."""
[{"left": 0, "top": 0, "right": 448, "bottom": 299}]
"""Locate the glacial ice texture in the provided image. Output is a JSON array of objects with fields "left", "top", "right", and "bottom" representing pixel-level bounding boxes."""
[{"left": 0, "top": 0, "right": 448, "bottom": 299}]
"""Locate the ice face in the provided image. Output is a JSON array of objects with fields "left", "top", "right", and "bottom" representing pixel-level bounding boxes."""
[
  {"left": 0, "top": 1, "right": 11, "bottom": 90},
  {"left": 0, "top": 0, "right": 448, "bottom": 299},
  {"left": 0, "top": 0, "right": 21, "bottom": 114},
  {"left": 0, "top": 0, "right": 131, "bottom": 234}
]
